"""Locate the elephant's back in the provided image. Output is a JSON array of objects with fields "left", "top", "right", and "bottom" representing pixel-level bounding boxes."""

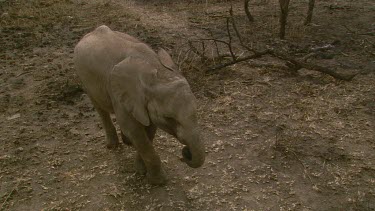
[
  {"left": 73, "top": 25, "right": 161, "bottom": 111},
  {"left": 74, "top": 25, "right": 128, "bottom": 74},
  {"left": 73, "top": 25, "right": 129, "bottom": 112}
]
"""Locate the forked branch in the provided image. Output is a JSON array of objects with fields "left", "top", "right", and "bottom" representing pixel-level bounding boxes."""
[
  {"left": 189, "top": 5, "right": 358, "bottom": 81},
  {"left": 268, "top": 51, "right": 358, "bottom": 80}
]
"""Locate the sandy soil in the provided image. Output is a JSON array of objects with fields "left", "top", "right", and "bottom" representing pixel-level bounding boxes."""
[{"left": 1, "top": 0, "right": 374, "bottom": 210}]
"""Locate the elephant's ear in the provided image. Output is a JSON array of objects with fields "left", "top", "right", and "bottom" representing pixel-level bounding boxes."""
[
  {"left": 109, "top": 57, "right": 157, "bottom": 126},
  {"left": 158, "top": 48, "right": 178, "bottom": 72}
]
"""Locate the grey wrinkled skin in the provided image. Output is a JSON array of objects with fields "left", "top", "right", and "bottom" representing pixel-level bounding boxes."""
[{"left": 73, "top": 25, "right": 205, "bottom": 185}]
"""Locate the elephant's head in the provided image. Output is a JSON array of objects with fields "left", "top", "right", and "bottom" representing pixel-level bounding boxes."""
[{"left": 109, "top": 49, "right": 205, "bottom": 168}]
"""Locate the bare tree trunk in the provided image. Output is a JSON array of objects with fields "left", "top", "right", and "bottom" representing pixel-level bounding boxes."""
[
  {"left": 244, "top": 0, "right": 254, "bottom": 22},
  {"left": 279, "top": 0, "right": 290, "bottom": 39},
  {"left": 304, "top": 0, "right": 315, "bottom": 25}
]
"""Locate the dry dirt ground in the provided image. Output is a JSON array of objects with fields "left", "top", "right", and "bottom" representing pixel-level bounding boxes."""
[{"left": 1, "top": 0, "right": 375, "bottom": 210}]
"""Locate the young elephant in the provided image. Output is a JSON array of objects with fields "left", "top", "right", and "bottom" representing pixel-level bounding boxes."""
[{"left": 73, "top": 25, "right": 205, "bottom": 185}]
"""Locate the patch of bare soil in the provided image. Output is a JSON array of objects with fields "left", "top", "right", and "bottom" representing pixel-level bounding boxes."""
[{"left": 1, "top": 0, "right": 374, "bottom": 210}]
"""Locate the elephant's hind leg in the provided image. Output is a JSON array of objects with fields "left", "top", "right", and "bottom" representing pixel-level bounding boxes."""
[{"left": 92, "top": 101, "right": 119, "bottom": 149}]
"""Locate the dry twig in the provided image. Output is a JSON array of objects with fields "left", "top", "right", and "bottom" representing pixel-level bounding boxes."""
[
  {"left": 0, "top": 180, "right": 20, "bottom": 211},
  {"left": 229, "top": 6, "right": 254, "bottom": 53},
  {"left": 279, "top": 0, "right": 290, "bottom": 39},
  {"left": 244, "top": 0, "right": 254, "bottom": 22},
  {"left": 304, "top": 0, "right": 315, "bottom": 25},
  {"left": 226, "top": 17, "right": 237, "bottom": 61},
  {"left": 188, "top": 40, "right": 209, "bottom": 61}
]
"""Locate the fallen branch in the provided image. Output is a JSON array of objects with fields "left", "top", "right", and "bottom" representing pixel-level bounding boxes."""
[
  {"left": 359, "top": 32, "right": 375, "bottom": 36},
  {"left": 16, "top": 71, "right": 31, "bottom": 77},
  {"left": 206, "top": 47, "right": 358, "bottom": 80},
  {"left": 207, "top": 50, "right": 270, "bottom": 72},
  {"left": 344, "top": 25, "right": 375, "bottom": 37},
  {"left": 268, "top": 51, "right": 359, "bottom": 81}
]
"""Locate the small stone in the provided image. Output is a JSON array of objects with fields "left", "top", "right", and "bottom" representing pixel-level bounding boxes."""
[
  {"left": 15, "top": 147, "right": 24, "bottom": 154},
  {"left": 1, "top": 12, "right": 9, "bottom": 18}
]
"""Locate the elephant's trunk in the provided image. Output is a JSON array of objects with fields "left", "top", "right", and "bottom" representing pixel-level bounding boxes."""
[{"left": 181, "top": 133, "right": 205, "bottom": 168}]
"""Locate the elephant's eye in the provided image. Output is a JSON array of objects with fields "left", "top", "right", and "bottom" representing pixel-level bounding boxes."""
[{"left": 165, "top": 117, "right": 179, "bottom": 127}]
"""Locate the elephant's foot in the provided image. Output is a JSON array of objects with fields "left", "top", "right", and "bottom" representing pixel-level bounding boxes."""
[
  {"left": 121, "top": 132, "right": 133, "bottom": 146},
  {"left": 147, "top": 170, "right": 167, "bottom": 185},
  {"left": 135, "top": 154, "right": 166, "bottom": 185},
  {"left": 106, "top": 134, "right": 120, "bottom": 149},
  {"left": 106, "top": 141, "right": 119, "bottom": 149}
]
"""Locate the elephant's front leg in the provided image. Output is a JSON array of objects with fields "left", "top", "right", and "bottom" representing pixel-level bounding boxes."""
[
  {"left": 121, "top": 124, "right": 156, "bottom": 146},
  {"left": 134, "top": 125, "right": 157, "bottom": 176},
  {"left": 132, "top": 131, "right": 166, "bottom": 185},
  {"left": 115, "top": 109, "right": 165, "bottom": 184}
]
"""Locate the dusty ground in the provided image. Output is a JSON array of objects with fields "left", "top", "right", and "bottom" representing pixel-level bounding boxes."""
[{"left": 1, "top": 0, "right": 374, "bottom": 210}]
